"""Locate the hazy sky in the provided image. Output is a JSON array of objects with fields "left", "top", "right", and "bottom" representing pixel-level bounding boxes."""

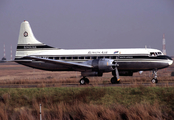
[{"left": 0, "top": 0, "right": 174, "bottom": 59}]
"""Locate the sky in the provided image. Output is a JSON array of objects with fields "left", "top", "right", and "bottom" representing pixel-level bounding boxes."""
[{"left": 0, "top": 0, "right": 174, "bottom": 60}]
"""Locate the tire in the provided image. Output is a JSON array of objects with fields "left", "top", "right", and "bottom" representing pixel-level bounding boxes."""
[
  {"left": 116, "top": 79, "right": 120, "bottom": 84},
  {"left": 111, "top": 77, "right": 117, "bottom": 84},
  {"left": 79, "top": 78, "right": 86, "bottom": 85},
  {"left": 111, "top": 77, "right": 120, "bottom": 84},
  {"left": 151, "top": 78, "right": 158, "bottom": 83},
  {"left": 84, "top": 78, "right": 89, "bottom": 84}
]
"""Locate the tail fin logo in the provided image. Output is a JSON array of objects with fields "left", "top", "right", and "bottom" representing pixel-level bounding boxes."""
[{"left": 23, "top": 31, "right": 28, "bottom": 37}]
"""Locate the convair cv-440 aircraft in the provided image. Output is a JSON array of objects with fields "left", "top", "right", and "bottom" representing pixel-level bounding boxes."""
[{"left": 14, "top": 21, "right": 173, "bottom": 85}]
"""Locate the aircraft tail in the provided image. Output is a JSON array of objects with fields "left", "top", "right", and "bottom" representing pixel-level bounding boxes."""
[{"left": 15, "top": 21, "right": 55, "bottom": 59}]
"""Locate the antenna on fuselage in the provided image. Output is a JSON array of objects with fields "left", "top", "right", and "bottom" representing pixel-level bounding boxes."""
[{"left": 145, "top": 45, "right": 147, "bottom": 49}]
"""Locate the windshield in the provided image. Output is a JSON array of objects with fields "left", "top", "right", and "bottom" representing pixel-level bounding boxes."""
[{"left": 150, "top": 52, "right": 162, "bottom": 57}]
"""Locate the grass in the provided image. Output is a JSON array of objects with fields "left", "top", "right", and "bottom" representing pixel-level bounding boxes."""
[
  {"left": 0, "top": 63, "right": 174, "bottom": 119},
  {"left": 0, "top": 86, "right": 174, "bottom": 119}
]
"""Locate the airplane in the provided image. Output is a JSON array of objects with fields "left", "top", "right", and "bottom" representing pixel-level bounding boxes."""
[{"left": 14, "top": 20, "right": 173, "bottom": 85}]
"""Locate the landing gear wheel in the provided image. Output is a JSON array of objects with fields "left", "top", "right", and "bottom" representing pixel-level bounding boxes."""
[
  {"left": 85, "top": 78, "right": 89, "bottom": 84},
  {"left": 151, "top": 78, "right": 158, "bottom": 83},
  {"left": 111, "top": 77, "right": 120, "bottom": 84},
  {"left": 79, "top": 77, "right": 89, "bottom": 85},
  {"left": 79, "top": 78, "right": 85, "bottom": 85},
  {"left": 151, "top": 70, "right": 158, "bottom": 83}
]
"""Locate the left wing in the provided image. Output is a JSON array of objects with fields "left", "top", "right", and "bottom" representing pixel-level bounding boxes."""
[{"left": 22, "top": 56, "right": 93, "bottom": 71}]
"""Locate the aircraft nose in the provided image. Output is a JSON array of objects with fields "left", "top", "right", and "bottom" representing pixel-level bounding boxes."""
[
  {"left": 166, "top": 56, "right": 173, "bottom": 65},
  {"left": 168, "top": 59, "right": 173, "bottom": 66}
]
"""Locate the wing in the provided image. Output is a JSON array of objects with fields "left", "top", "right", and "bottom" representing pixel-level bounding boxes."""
[{"left": 21, "top": 56, "right": 93, "bottom": 71}]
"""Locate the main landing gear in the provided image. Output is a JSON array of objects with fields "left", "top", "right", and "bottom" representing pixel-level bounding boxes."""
[
  {"left": 111, "top": 76, "right": 120, "bottom": 84},
  {"left": 79, "top": 77, "right": 89, "bottom": 85},
  {"left": 111, "top": 63, "right": 120, "bottom": 84},
  {"left": 79, "top": 76, "right": 120, "bottom": 85},
  {"left": 151, "top": 70, "right": 158, "bottom": 83}
]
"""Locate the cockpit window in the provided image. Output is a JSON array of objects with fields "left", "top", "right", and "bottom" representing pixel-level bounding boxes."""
[
  {"left": 158, "top": 52, "right": 162, "bottom": 55},
  {"left": 155, "top": 52, "right": 158, "bottom": 56},
  {"left": 150, "top": 52, "right": 162, "bottom": 56},
  {"left": 150, "top": 52, "right": 156, "bottom": 56}
]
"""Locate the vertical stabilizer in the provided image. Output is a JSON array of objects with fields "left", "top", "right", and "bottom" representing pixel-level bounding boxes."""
[
  {"left": 15, "top": 21, "right": 55, "bottom": 59},
  {"left": 18, "top": 20, "right": 42, "bottom": 45}
]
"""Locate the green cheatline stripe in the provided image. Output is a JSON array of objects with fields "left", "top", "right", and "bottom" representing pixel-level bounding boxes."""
[
  {"left": 14, "top": 57, "right": 168, "bottom": 63},
  {"left": 17, "top": 45, "right": 54, "bottom": 49},
  {"left": 15, "top": 55, "right": 170, "bottom": 60}
]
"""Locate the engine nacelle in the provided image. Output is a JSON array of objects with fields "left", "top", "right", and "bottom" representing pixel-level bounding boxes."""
[
  {"left": 84, "top": 59, "right": 115, "bottom": 72},
  {"left": 81, "top": 71, "right": 103, "bottom": 77}
]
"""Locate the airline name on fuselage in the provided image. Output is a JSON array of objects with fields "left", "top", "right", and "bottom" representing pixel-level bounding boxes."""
[
  {"left": 24, "top": 46, "right": 37, "bottom": 49},
  {"left": 88, "top": 51, "right": 108, "bottom": 54}
]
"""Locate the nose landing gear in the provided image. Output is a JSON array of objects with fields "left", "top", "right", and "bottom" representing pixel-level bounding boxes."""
[
  {"left": 151, "top": 70, "right": 158, "bottom": 83},
  {"left": 79, "top": 77, "right": 89, "bottom": 85}
]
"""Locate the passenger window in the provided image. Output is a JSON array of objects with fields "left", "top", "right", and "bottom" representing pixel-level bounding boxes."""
[
  {"left": 66, "top": 57, "right": 72, "bottom": 59},
  {"left": 105, "top": 56, "right": 110, "bottom": 59},
  {"left": 49, "top": 57, "right": 53, "bottom": 59},
  {"left": 61, "top": 57, "right": 65, "bottom": 59},
  {"left": 111, "top": 56, "right": 116, "bottom": 59},
  {"left": 85, "top": 56, "right": 90, "bottom": 59},
  {"left": 73, "top": 57, "right": 78, "bottom": 59},
  {"left": 55, "top": 57, "right": 59, "bottom": 60},
  {"left": 91, "top": 56, "right": 97, "bottom": 59},
  {"left": 98, "top": 56, "right": 104, "bottom": 59},
  {"left": 79, "top": 57, "right": 84, "bottom": 59}
]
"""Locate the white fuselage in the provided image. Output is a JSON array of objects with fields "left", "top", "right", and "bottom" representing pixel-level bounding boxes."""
[
  {"left": 15, "top": 21, "right": 173, "bottom": 74},
  {"left": 15, "top": 47, "right": 173, "bottom": 72}
]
